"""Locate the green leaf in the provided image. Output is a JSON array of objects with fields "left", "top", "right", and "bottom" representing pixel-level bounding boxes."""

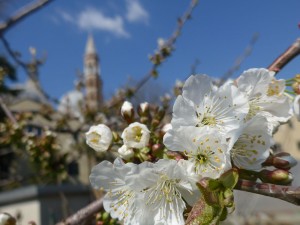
[
  {"left": 207, "top": 179, "right": 222, "bottom": 191},
  {"left": 219, "top": 168, "right": 239, "bottom": 189},
  {"left": 185, "top": 197, "right": 223, "bottom": 225}
]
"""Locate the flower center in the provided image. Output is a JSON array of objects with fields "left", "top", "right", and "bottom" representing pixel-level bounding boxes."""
[
  {"left": 90, "top": 132, "right": 101, "bottom": 144},
  {"left": 132, "top": 126, "right": 143, "bottom": 142},
  {"left": 202, "top": 115, "right": 217, "bottom": 126},
  {"left": 246, "top": 101, "right": 261, "bottom": 121}
]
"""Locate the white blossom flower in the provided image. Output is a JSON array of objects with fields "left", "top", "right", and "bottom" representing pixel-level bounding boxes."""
[
  {"left": 236, "top": 68, "right": 292, "bottom": 132},
  {"left": 118, "top": 145, "right": 134, "bottom": 160},
  {"left": 122, "top": 122, "right": 150, "bottom": 149},
  {"left": 171, "top": 75, "right": 249, "bottom": 136},
  {"left": 228, "top": 116, "right": 272, "bottom": 171},
  {"left": 164, "top": 126, "right": 231, "bottom": 179},
  {"left": 293, "top": 95, "right": 300, "bottom": 121},
  {"left": 85, "top": 124, "right": 112, "bottom": 152},
  {"left": 132, "top": 159, "right": 200, "bottom": 225},
  {"left": 90, "top": 158, "right": 154, "bottom": 225},
  {"left": 121, "top": 101, "right": 134, "bottom": 118}
]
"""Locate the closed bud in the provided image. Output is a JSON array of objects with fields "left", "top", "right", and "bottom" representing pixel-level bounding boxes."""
[
  {"left": 121, "top": 101, "right": 134, "bottom": 123},
  {"left": 259, "top": 169, "right": 293, "bottom": 185},
  {"left": 292, "top": 82, "right": 300, "bottom": 94},
  {"left": 140, "top": 116, "right": 149, "bottom": 124},
  {"left": 152, "top": 143, "right": 164, "bottom": 153},
  {"left": 112, "top": 131, "right": 120, "bottom": 142},
  {"left": 138, "top": 102, "right": 150, "bottom": 117},
  {"left": 155, "top": 107, "right": 165, "bottom": 121},
  {"left": 151, "top": 119, "right": 160, "bottom": 128},
  {"left": 273, "top": 155, "right": 297, "bottom": 169},
  {"left": 0, "top": 213, "right": 16, "bottom": 225}
]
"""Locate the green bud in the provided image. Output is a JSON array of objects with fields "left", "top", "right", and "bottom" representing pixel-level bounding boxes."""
[{"left": 259, "top": 169, "right": 293, "bottom": 185}]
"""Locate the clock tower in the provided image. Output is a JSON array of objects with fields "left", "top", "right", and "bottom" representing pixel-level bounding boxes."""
[{"left": 84, "top": 34, "right": 103, "bottom": 112}]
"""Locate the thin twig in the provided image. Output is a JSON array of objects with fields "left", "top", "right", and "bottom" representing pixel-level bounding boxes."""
[
  {"left": 234, "top": 179, "right": 300, "bottom": 206},
  {"left": 107, "top": 0, "right": 199, "bottom": 108},
  {"left": 1, "top": 35, "right": 58, "bottom": 103},
  {"left": 0, "top": 95, "right": 17, "bottom": 123},
  {"left": 56, "top": 197, "right": 103, "bottom": 225},
  {"left": 219, "top": 33, "right": 259, "bottom": 84},
  {"left": 0, "top": 0, "right": 54, "bottom": 35},
  {"left": 268, "top": 38, "right": 300, "bottom": 74}
]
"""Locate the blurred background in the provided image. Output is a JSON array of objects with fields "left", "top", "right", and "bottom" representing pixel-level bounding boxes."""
[{"left": 0, "top": 0, "right": 300, "bottom": 224}]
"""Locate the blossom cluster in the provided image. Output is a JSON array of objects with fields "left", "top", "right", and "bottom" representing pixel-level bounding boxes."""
[{"left": 86, "top": 68, "right": 294, "bottom": 224}]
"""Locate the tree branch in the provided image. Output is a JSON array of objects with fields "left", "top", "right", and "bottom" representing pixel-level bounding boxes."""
[
  {"left": 234, "top": 179, "right": 300, "bottom": 206},
  {"left": 107, "top": 0, "right": 199, "bottom": 108},
  {"left": 0, "top": 0, "right": 54, "bottom": 35},
  {"left": 55, "top": 197, "right": 103, "bottom": 225},
  {"left": 268, "top": 38, "right": 300, "bottom": 74}
]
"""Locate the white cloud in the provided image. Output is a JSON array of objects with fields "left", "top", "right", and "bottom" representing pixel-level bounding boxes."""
[
  {"left": 56, "top": 8, "right": 130, "bottom": 38},
  {"left": 78, "top": 8, "right": 130, "bottom": 38},
  {"left": 59, "top": 10, "right": 73, "bottom": 23},
  {"left": 126, "top": 0, "right": 149, "bottom": 24}
]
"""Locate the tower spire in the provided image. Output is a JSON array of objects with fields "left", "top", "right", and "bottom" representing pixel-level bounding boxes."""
[
  {"left": 85, "top": 34, "right": 97, "bottom": 55},
  {"left": 84, "top": 34, "right": 103, "bottom": 112}
]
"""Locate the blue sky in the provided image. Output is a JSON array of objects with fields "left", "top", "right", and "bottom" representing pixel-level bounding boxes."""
[{"left": 2, "top": 0, "right": 300, "bottom": 103}]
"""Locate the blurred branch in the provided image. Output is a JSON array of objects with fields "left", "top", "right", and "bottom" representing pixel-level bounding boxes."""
[
  {"left": 234, "top": 179, "right": 300, "bottom": 206},
  {"left": 0, "top": 95, "right": 16, "bottom": 123},
  {"left": 268, "top": 38, "right": 300, "bottom": 74},
  {"left": 0, "top": 35, "right": 58, "bottom": 104},
  {"left": 0, "top": 0, "right": 54, "bottom": 35},
  {"left": 56, "top": 197, "right": 103, "bottom": 225},
  {"left": 107, "top": 0, "right": 199, "bottom": 107},
  {"left": 220, "top": 33, "right": 259, "bottom": 84}
]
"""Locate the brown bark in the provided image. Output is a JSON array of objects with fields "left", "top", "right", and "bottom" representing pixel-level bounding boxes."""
[{"left": 268, "top": 38, "right": 300, "bottom": 74}]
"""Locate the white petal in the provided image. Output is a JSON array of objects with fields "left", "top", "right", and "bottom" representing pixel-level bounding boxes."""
[{"left": 182, "top": 74, "right": 214, "bottom": 105}]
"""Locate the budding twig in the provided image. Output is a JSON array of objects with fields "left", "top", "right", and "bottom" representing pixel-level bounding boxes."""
[
  {"left": 55, "top": 197, "right": 103, "bottom": 225},
  {"left": 107, "top": 0, "right": 199, "bottom": 108},
  {"left": 234, "top": 179, "right": 300, "bottom": 206},
  {"left": 0, "top": 0, "right": 54, "bottom": 35},
  {"left": 268, "top": 38, "right": 300, "bottom": 74}
]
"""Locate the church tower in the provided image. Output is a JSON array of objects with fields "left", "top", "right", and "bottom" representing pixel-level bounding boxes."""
[{"left": 84, "top": 34, "right": 103, "bottom": 112}]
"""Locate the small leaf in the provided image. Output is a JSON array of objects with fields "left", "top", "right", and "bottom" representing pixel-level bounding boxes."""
[
  {"left": 208, "top": 179, "right": 222, "bottom": 191},
  {"left": 185, "top": 197, "right": 223, "bottom": 225},
  {"left": 219, "top": 168, "right": 239, "bottom": 189}
]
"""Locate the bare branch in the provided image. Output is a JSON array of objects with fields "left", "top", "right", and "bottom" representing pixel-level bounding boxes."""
[
  {"left": 1, "top": 35, "right": 59, "bottom": 104},
  {"left": 107, "top": 0, "right": 199, "bottom": 108},
  {"left": 268, "top": 38, "right": 300, "bottom": 74},
  {"left": 56, "top": 197, "right": 103, "bottom": 225},
  {"left": 234, "top": 179, "right": 300, "bottom": 206},
  {"left": 0, "top": 95, "right": 17, "bottom": 123},
  {"left": 0, "top": 0, "right": 54, "bottom": 35},
  {"left": 219, "top": 33, "right": 259, "bottom": 84}
]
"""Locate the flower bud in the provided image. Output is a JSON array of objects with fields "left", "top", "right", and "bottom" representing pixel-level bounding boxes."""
[
  {"left": 0, "top": 213, "right": 16, "bottom": 225},
  {"left": 293, "top": 95, "right": 300, "bottom": 121},
  {"left": 273, "top": 155, "right": 297, "bottom": 169},
  {"left": 292, "top": 82, "right": 300, "bottom": 94},
  {"left": 118, "top": 145, "right": 134, "bottom": 160},
  {"left": 259, "top": 169, "right": 293, "bottom": 185},
  {"left": 121, "top": 122, "right": 150, "bottom": 149},
  {"left": 137, "top": 102, "right": 149, "bottom": 117},
  {"left": 86, "top": 124, "right": 113, "bottom": 152},
  {"left": 121, "top": 101, "right": 134, "bottom": 123}
]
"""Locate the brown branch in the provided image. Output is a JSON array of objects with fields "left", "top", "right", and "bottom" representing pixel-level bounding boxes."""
[
  {"left": 107, "top": 0, "right": 199, "bottom": 108},
  {"left": 234, "top": 179, "right": 300, "bottom": 206},
  {"left": 0, "top": 95, "right": 17, "bottom": 123},
  {"left": 220, "top": 33, "right": 259, "bottom": 84},
  {"left": 56, "top": 197, "right": 103, "bottom": 225},
  {"left": 0, "top": 0, "right": 54, "bottom": 35},
  {"left": 268, "top": 38, "right": 300, "bottom": 74},
  {"left": 0, "top": 35, "right": 58, "bottom": 104}
]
